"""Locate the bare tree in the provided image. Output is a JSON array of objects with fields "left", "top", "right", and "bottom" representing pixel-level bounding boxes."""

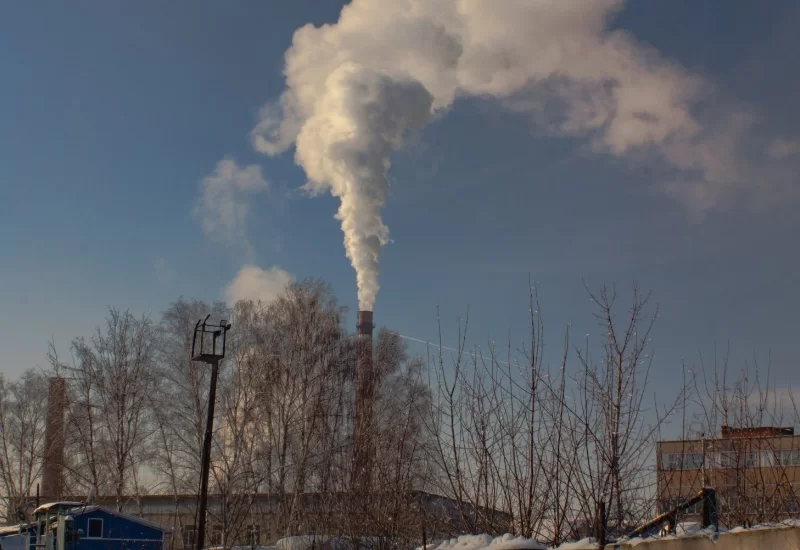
[
  {"left": 59, "top": 308, "right": 159, "bottom": 511},
  {"left": 422, "top": 283, "right": 682, "bottom": 544},
  {"left": 0, "top": 370, "right": 48, "bottom": 523},
  {"left": 423, "top": 308, "right": 522, "bottom": 538},
  {"left": 261, "top": 279, "right": 351, "bottom": 535},
  {"left": 8, "top": 278, "right": 712, "bottom": 546},
  {"left": 569, "top": 284, "right": 680, "bottom": 536},
  {"left": 204, "top": 300, "right": 272, "bottom": 548},
  {"left": 152, "top": 298, "right": 228, "bottom": 546}
]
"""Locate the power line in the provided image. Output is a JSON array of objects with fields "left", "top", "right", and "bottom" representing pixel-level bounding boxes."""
[{"left": 391, "top": 332, "right": 518, "bottom": 367}]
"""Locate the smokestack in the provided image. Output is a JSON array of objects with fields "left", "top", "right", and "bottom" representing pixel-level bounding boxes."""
[
  {"left": 357, "top": 310, "right": 374, "bottom": 338},
  {"left": 353, "top": 310, "right": 375, "bottom": 492},
  {"left": 41, "top": 377, "right": 66, "bottom": 500}
]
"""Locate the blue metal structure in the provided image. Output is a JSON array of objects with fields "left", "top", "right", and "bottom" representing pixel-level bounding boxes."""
[{"left": 0, "top": 502, "right": 168, "bottom": 550}]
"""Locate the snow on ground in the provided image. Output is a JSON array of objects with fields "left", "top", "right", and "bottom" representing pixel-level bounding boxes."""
[
  {"left": 616, "top": 519, "right": 800, "bottom": 546},
  {"left": 276, "top": 519, "right": 800, "bottom": 550},
  {"left": 675, "top": 522, "right": 702, "bottom": 537},
  {"left": 436, "top": 518, "right": 800, "bottom": 549},
  {"left": 276, "top": 535, "right": 349, "bottom": 550},
  {"left": 616, "top": 526, "right": 720, "bottom": 547},
  {"left": 432, "top": 533, "right": 603, "bottom": 550},
  {"left": 433, "top": 534, "right": 547, "bottom": 550},
  {"left": 550, "top": 538, "right": 598, "bottom": 550},
  {"left": 727, "top": 518, "right": 800, "bottom": 533}
]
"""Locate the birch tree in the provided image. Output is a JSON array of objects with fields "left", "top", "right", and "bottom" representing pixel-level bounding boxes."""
[{"left": 0, "top": 371, "right": 48, "bottom": 523}]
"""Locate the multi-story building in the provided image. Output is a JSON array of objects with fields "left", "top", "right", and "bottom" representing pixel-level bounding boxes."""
[{"left": 656, "top": 426, "right": 800, "bottom": 526}]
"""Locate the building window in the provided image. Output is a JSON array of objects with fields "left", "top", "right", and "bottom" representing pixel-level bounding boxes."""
[
  {"left": 741, "top": 451, "right": 758, "bottom": 468},
  {"left": 87, "top": 518, "right": 103, "bottom": 539},
  {"left": 658, "top": 499, "right": 676, "bottom": 513},
  {"left": 724, "top": 495, "right": 740, "bottom": 512},
  {"left": 786, "top": 494, "right": 800, "bottom": 513},
  {"left": 720, "top": 450, "right": 758, "bottom": 468},
  {"left": 777, "top": 449, "right": 800, "bottom": 467},
  {"left": 659, "top": 453, "right": 682, "bottom": 470},
  {"left": 720, "top": 451, "right": 736, "bottom": 468},
  {"left": 182, "top": 525, "right": 197, "bottom": 550},
  {"left": 659, "top": 497, "right": 702, "bottom": 515},
  {"left": 681, "top": 453, "right": 704, "bottom": 470},
  {"left": 659, "top": 452, "right": 710, "bottom": 470},
  {"left": 705, "top": 452, "right": 721, "bottom": 469},
  {"left": 245, "top": 524, "right": 261, "bottom": 547},
  {"left": 743, "top": 495, "right": 759, "bottom": 514},
  {"left": 210, "top": 525, "right": 223, "bottom": 547}
]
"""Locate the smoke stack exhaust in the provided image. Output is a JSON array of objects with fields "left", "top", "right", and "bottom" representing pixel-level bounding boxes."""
[
  {"left": 42, "top": 377, "right": 66, "bottom": 500},
  {"left": 353, "top": 310, "right": 375, "bottom": 492}
]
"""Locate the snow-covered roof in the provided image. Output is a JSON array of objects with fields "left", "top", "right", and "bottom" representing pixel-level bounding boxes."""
[
  {"left": 26, "top": 502, "right": 170, "bottom": 534},
  {"left": 33, "top": 502, "right": 84, "bottom": 515}
]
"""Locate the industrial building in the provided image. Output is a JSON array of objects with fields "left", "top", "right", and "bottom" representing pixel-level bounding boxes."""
[
  {"left": 27, "top": 491, "right": 509, "bottom": 550},
  {"left": 656, "top": 425, "right": 800, "bottom": 525}
]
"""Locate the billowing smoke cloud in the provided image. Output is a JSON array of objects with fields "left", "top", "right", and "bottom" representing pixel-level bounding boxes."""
[
  {"left": 252, "top": 0, "right": 786, "bottom": 309},
  {"left": 224, "top": 265, "right": 294, "bottom": 306},
  {"left": 295, "top": 64, "right": 433, "bottom": 310}
]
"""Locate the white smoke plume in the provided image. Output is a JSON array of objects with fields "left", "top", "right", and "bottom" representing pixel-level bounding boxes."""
[
  {"left": 296, "top": 64, "right": 433, "bottom": 310},
  {"left": 252, "top": 0, "right": 780, "bottom": 309},
  {"left": 224, "top": 265, "right": 294, "bottom": 307},
  {"left": 195, "top": 157, "right": 270, "bottom": 255}
]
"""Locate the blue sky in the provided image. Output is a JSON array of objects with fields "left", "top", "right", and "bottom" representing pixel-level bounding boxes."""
[{"left": 2, "top": 1, "right": 799, "bottom": 418}]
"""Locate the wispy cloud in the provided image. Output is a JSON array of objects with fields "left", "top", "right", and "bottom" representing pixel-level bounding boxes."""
[
  {"left": 223, "top": 265, "right": 293, "bottom": 306},
  {"left": 194, "top": 157, "right": 269, "bottom": 256},
  {"left": 767, "top": 138, "right": 800, "bottom": 159}
]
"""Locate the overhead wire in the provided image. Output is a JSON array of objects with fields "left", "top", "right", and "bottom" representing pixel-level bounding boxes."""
[{"left": 389, "top": 332, "right": 519, "bottom": 367}]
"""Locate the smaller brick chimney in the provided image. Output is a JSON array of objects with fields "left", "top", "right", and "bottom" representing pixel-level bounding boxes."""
[{"left": 41, "top": 377, "right": 66, "bottom": 499}]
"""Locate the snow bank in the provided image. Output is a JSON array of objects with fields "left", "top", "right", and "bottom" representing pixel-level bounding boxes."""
[
  {"left": 551, "top": 538, "right": 598, "bottom": 550},
  {"left": 727, "top": 519, "right": 800, "bottom": 533},
  {"left": 275, "top": 535, "right": 345, "bottom": 550},
  {"left": 430, "top": 533, "right": 603, "bottom": 550},
  {"left": 675, "top": 522, "right": 702, "bottom": 537},
  {"left": 434, "top": 534, "right": 546, "bottom": 550},
  {"left": 436, "top": 519, "right": 800, "bottom": 550},
  {"left": 616, "top": 527, "right": 719, "bottom": 547}
]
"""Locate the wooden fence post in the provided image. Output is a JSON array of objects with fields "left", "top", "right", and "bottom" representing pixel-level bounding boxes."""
[{"left": 702, "top": 488, "right": 718, "bottom": 531}]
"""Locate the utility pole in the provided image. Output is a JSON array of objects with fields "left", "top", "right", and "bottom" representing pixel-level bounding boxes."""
[{"left": 192, "top": 315, "right": 231, "bottom": 550}]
